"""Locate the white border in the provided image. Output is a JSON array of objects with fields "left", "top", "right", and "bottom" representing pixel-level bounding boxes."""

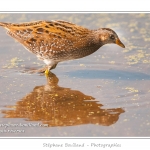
[
  {"left": 0, "top": 0, "right": 149, "bottom": 149},
  {"left": 0, "top": 138, "right": 150, "bottom": 150},
  {"left": 0, "top": 0, "right": 149, "bottom": 12}
]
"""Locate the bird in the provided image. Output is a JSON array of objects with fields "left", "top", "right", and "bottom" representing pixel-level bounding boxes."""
[{"left": 0, "top": 20, "right": 125, "bottom": 74}]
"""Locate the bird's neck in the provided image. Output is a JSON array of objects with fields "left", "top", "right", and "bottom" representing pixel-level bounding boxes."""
[{"left": 90, "top": 30, "right": 105, "bottom": 47}]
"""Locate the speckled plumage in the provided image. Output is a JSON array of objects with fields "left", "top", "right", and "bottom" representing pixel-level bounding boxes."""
[{"left": 0, "top": 20, "right": 125, "bottom": 71}]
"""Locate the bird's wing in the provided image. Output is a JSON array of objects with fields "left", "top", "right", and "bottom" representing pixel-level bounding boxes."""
[{"left": 0, "top": 20, "right": 90, "bottom": 56}]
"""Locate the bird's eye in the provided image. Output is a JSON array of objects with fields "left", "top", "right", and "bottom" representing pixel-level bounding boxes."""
[{"left": 110, "top": 34, "right": 115, "bottom": 40}]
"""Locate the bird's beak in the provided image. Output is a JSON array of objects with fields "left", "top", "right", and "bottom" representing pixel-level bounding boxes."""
[{"left": 116, "top": 38, "right": 125, "bottom": 48}]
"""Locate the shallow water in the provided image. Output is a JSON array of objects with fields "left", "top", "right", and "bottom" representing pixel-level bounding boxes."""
[{"left": 0, "top": 13, "right": 150, "bottom": 137}]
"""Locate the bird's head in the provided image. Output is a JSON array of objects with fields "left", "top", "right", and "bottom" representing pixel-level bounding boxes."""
[{"left": 98, "top": 28, "right": 125, "bottom": 48}]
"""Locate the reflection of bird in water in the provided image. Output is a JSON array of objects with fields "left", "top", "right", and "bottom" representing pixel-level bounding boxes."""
[
  {"left": 1, "top": 72, "right": 125, "bottom": 126},
  {"left": 0, "top": 20, "right": 125, "bottom": 74}
]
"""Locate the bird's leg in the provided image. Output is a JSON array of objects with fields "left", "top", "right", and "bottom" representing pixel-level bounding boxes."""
[
  {"left": 44, "top": 63, "right": 58, "bottom": 76},
  {"left": 36, "top": 66, "right": 47, "bottom": 73},
  {"left": 23, "top": 66, "right": 47, "bottom": 74},
  {"left": 50, "top": 63, "right": 58, "bottom": 70}
]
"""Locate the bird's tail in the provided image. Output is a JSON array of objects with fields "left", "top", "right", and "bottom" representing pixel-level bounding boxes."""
[{"left": 0, "top": 22, "right": 9, "bottom": 27}]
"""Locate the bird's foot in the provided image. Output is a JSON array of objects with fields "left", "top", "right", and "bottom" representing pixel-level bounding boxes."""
[
  {"left": 45, "top": 69, "right": 50, "bottom": 76},
  {"left": 44, "top": 66, "right": 52, "bottom": 78},
  {"left": 44, "top": 63, "right": 58, "bottom": 77}
]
